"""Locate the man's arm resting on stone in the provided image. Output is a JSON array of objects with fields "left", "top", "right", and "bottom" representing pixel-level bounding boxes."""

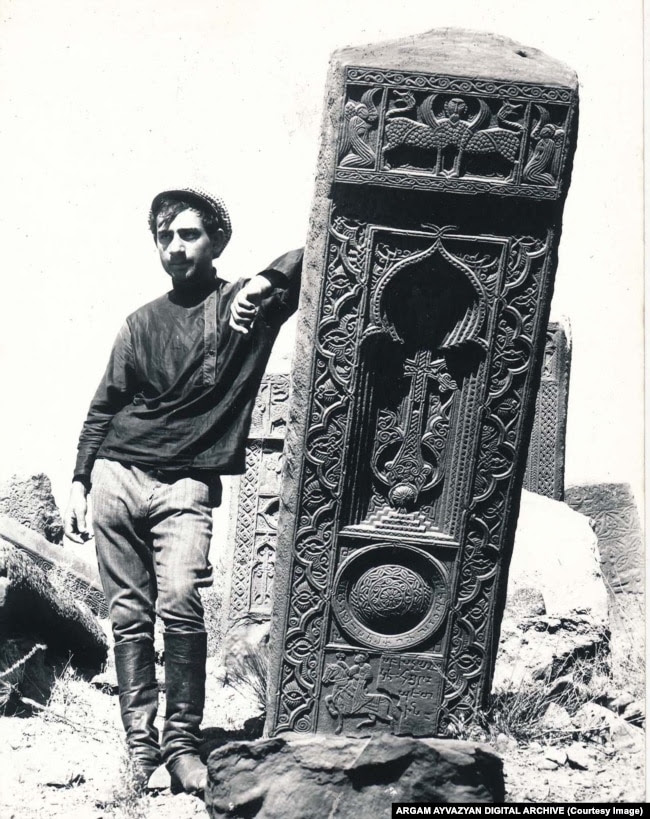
[
  {"left": 64, "top": 322, "right": 136, "bottom": 542},
  {"left": 229, "top": 248, "right": 303, "bottom": 333}
]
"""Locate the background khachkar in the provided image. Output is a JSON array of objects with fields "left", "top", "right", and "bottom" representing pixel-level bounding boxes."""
[
  {"left": 223, "top": 375, "right": 289, "bottom": 627},
  {"left": 522, "top": 321, "right": 571, "bottom": 500},
  {"left": 266, "top": 30, "right": 579, "bottom": 738}
]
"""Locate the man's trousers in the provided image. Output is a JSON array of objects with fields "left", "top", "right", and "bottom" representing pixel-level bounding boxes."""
[{"left": 91, "top": 458, "right": 221, "bottom": 644}]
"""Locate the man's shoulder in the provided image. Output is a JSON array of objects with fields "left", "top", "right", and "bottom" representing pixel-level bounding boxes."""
[{"left": 124, "top": 291, "right": 173, "bottom": 325}]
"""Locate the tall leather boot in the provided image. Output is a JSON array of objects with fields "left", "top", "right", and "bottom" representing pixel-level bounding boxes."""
[
  {"left": 113, "top": 638, "right": 161, "bottom": 787},
  {"left": 162, "top": 631, "right": 208, "bottom": 794}
]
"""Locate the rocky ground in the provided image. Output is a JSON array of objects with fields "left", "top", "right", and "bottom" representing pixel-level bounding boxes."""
[
  {"left": 0, "top": 482, "right": 644, "bottom": 815},
  {"left": 0, "top": 655, "right": 257, "bottom": 819},
  {"left": 0, "top": 642, "right": 644, "bottom": 818}
]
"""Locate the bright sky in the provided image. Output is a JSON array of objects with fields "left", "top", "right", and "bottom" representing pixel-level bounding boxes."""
[{"left": 0, "top": 0, "right": 643, "bottom": 510}]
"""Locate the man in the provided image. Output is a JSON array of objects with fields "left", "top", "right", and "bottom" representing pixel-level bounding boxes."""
[{"left": 64, "top": 187, "right": 302, "bottom": 795}]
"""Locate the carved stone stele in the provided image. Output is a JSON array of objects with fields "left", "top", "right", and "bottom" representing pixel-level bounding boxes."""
[
  {"left": 267, "top": 29, "right": 578, "bottom": 738},
  {"left": 222, "top": 374, "right": 289, "bottom": 630},
  {"left": 522, "top": 321, "right": 571, "bottom": 500}
]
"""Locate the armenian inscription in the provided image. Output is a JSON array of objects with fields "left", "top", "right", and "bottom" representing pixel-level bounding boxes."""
[{"left": 267, "top": 30, "right": 578, "bottom": 738}]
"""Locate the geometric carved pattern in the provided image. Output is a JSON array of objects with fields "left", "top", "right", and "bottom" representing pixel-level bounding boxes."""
[
  {"left": 333, "top": 543, "right": 450, "bottom": 651},
  {"left": 0, "top": 525, "right": 107, "bottom": 618},
  {"left": 270, "top": 213, "right": 556, "bottom": 736},
  {"left": 565, "top": 483, "right": 644, "bottom": 596},
  {"left": 225, "top": 374, "right": 289, "bottom": 624},
  {"left": 267, "top": 38, "right": 578, "bottom": 739},
  {"left": 523, "top": 322, "right": 571, "bottom": 499}
]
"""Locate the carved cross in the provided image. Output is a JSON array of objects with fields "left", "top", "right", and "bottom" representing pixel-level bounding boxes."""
[{"left": 384, "top": 350, "right": 458, "bottom": 508}]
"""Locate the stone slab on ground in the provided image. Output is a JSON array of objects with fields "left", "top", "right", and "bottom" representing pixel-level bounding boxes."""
[
  {"left": 0, "top": 514, "right": 106, "bottom": 617},
  {"left": 0, "top": 541, "right": 107, "bottom": 669},
  {"left": 0, "top": 473, "right": 64, "bottom": 544},
  {"left": 206, "top": 735, "right": 504, "bottom": 817}
]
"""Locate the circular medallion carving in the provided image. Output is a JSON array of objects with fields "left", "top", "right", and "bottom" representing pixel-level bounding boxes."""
[
  {"left": 332, "top": 543, "right": 449, "bottom": 650},
  {"left": 350, "top": 564, "right": 433, "bottom": 633}
]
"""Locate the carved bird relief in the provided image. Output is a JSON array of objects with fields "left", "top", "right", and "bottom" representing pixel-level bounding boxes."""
[{"left": 382, "top": 93, "right": 524, "bottom": 179}]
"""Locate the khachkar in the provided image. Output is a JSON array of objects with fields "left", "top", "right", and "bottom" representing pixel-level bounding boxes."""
[
  {"left": 223, "top": 374, "right": 289, "bottom": 625},
  {"left": 267, "top": 30, "right": 578, "bottom": 738},
  {"left": 522, "top": 321, "right": 571, "bottom": 500}
]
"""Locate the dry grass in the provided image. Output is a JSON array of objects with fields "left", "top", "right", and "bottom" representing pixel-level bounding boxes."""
[
  {"left": 447, "top": 639, "right": 630, "bottom": 746},
  {"left": 224, "top": 641, "right": 269, "bottom": 711}
]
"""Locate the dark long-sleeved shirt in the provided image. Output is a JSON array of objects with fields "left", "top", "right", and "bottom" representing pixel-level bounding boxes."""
[{"left": 74, "top": 249, "right": 302, "bottom": 485}]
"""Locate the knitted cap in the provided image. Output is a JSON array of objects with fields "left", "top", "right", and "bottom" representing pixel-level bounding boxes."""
[{"left": 149, "top": 186, "right": 232, "bottom": 249}]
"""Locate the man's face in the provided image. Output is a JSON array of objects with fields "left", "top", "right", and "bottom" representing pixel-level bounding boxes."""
[{"left": 156, "top": 208, "right": 216, "bottom": 284}]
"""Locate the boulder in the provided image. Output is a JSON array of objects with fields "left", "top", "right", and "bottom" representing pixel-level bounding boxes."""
[
  {"left": 493, "top": 491, "right": 609, "bottom": 691},
  {"left": 573, "top": 702, "right": 645, "bottom": 754},
  {"left": 0, "top": 542, "right": 107, "bottom": 670},
  {"left": 621, "top": 700, "right": 645, "bottom": 727},
  {"left": 565, "top": 743, "right": 592, "bottom": 770},
  {"left": 508, "top": 490, "right": 608, "bottom": 621},
  {"left": 206, "top": 735, "right": 504, "bottom": 816},
  {"left": 540, "top": 703, "right": 572, "bottom": 732},
  {"left": 0, "top": 473, "right": 64, "bottom": 544}
]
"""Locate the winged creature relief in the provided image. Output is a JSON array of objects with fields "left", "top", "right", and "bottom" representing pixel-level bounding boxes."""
[{"left": 381, "top": 91, "right": 524, "bottom": 178}]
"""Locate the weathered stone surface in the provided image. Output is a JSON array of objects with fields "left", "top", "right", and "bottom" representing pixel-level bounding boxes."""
[
  {"left": 0, "top": 541, "right": 107, "bottom": 669},
  {"left": 493, "top": 491, "right": 609, "bottom": 691},
  {"left": 621, "top": 700, "right": 644, "bottom": 727},
  {"left": 508, "top": 491, "right": 608, "bottom": 621},
  {"left": 206, "top": 735, "right": 504, "bottom": 816},
  {"left": 222, "top": 374, "right": 288, "bottom": 634},
  {"left": 202, "top": 575, "right": 225, "bottom": 659},
  {"left": 565, "top": 743, "right": 592, "bottom": 771},
  {"left": 0, "top": 514, "right": 106, "bottom": 618},
  {"left": 0, "top": 473, "right": 64, "bottom": 544},
  {"left": 564, "top": 483, "right": 644, "bottom": 681},
  {"left": 572, "top": 703, "right": 645, "bottom": 754},
  {"left": 565, "top": 483, "right": 643, "bottom": 595},
  {"left": 523, "top": 321, "right": 571, "bottom": 500},
  {"left": 268, "top": 29, "right": 578, "bottom": 738},
  {"left": 222, "top": 616, "right": 270, "bottom": 679},
  {"left": 494, "top": 614, "right": 607, "bottom": 692},
  {"left": 540, "top": 703, "right": 572, "bottom": 732}
]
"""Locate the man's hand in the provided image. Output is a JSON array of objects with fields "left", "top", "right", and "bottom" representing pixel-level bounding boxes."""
[
  {"left": 229, "top": 275, "right": 273, "bottom": 334},
  {"left": 64, "top": 480, "right": 93, "bottom": 543}
]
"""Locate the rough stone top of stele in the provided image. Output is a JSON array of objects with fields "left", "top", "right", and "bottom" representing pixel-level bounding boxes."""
[{"left": 334, "top": 28, "right": 578, "bottom": 89}]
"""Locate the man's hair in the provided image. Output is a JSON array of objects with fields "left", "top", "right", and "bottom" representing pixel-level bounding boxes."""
[{"left": 150, "top": 195, "right": 222, "bottom": 243}]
